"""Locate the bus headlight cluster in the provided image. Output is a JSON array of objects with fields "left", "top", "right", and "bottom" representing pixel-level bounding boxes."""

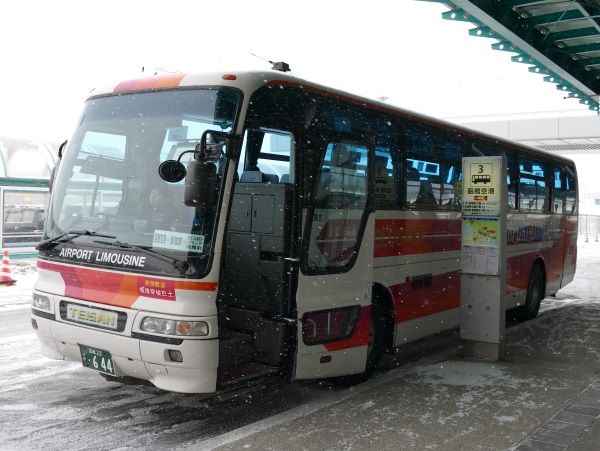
[
  {"left": 32, "top": 293, "right": 51, "bottom": 311},
  {"left": 140, "top": 316, "right": 209, "bottom": 336}
]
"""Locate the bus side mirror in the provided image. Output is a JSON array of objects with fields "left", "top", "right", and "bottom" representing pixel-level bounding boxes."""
[
  {"left": 183, "top": 158, "right": 217, "bottom": 208},
  {"left": 158, "top": 160, "right": 187, "bottom": 183},
  {"left": 159, "top": 130, "right": 223, "bottom": 206}
]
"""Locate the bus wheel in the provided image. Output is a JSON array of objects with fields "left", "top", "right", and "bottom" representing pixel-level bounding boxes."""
[
  {"left": 524, "top": 264, "right": 544, "bottom": 320},
  {"left": 330, "top": 300, "right": 386, "bottom": 386}
]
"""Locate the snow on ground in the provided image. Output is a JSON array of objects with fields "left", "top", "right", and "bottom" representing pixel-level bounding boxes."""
[
  {"left": 1, "top": 240, "right": 598, "bottom": 451},
  {"left": 0, "top": 257, "right": 37, "bottom": 303},
  {"left": 1, "top": 258, "right": 83, "bottom": 391},
  {"left": 197, "top": 240, "right": 600, "bottom": 451}
]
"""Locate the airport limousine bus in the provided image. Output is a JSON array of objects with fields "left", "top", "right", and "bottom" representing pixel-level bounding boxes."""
[{"left": 31, "top": 65, "right": 578, "bottom": 393}]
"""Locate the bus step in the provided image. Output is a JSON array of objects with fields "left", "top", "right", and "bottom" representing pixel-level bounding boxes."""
[
  {"left": 217, "top": 362, "right": 277, "bottom": 387},
  {"left": 219, "top": 329, "right": 254, "bottom": 367}
]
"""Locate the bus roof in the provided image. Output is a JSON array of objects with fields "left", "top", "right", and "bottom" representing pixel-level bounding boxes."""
[{"left": 88, "top": 68, "right": 575, "bottom": 167}]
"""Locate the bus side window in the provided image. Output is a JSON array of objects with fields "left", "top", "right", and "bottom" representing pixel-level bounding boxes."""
[
  {"left": 565, "top": 165, "right": 577, "bottom": 215},
  {"left": 374, "top": 152, "right": 397, "bottom": 209},
  {"left": 519, "top": 157, "right": 549, "bottom": 212},
  {"left": 505, "top": 151, "right": 518, "bottom": 211},
  {"left": 553, "top": 166, "right": 565, "bottom": 214},
  {"left": 405, "top": 166, "right": 421, "bottom": 204},
  {"left": 404, "top": 128, "right": 465, "bottom": 209},
  {"left": 507, "top": 173, "right": 517, "bottom": 210},
  {"left": 404, "top": 129, "right": 439, "bottom": 208},
  {"left": 318, "top": 142, "right": 367, "bottom": 209},
  {"left": 239, "top": 128, "right": 293, "bottom": 183},
  {"left": 441, "top": 164, "right": 461, "bottom": 207}
]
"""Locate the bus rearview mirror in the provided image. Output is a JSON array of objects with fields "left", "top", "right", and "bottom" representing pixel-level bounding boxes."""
[{"left": 183, "top": 159, "right": 217, "bottom": 208}]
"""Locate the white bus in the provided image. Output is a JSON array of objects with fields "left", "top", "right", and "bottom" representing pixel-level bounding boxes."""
[{"left": 31, "top": 66, "right": 578, "bottom": 393}]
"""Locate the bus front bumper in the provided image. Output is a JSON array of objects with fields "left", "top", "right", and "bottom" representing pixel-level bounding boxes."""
[{"left": 31, "top": 312, "right": 219, "bottom": 394}]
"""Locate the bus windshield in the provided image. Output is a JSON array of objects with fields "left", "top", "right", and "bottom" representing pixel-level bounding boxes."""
[{"left": 44, "top": 88, "right": 240, "bottom": 277}]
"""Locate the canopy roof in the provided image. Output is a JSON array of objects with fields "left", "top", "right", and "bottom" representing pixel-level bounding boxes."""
[
  {"left": 0, "top": 136, "right": 58, "bottom": 179},
  {"left": 425, "top": 0, "right": 600, "bottom": 112}
]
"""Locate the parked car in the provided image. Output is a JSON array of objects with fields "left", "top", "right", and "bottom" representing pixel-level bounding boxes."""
[{"left": 3, "top": 205, "right": 45, "bottom": 233}]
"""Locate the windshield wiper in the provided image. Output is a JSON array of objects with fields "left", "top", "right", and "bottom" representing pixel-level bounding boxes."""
[
  {"left": 36, "top": 230, "right": 117, "bottom": 251},
  {"left": 93, "top": 240, "right": 190, "bottom": 272}
]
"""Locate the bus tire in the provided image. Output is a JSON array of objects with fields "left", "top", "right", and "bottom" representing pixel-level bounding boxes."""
[
  {"left": 523, "top": 263, "right": 545, "bottom": 320},
  {"left": 330, "top": 299, "right": 387, "bottom": 386}
]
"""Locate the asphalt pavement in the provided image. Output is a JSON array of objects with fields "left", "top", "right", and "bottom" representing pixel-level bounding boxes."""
[
  {"left": 183, "top": 298, "right": 600, "bottom": 451},
  {"left": 9, "top": 253, "right": 600, "bottom": 450}
]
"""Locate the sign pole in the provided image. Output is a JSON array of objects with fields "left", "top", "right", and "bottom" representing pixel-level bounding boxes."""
[{"left": 460, "top": 156, "right": 507, "bottom": 361}]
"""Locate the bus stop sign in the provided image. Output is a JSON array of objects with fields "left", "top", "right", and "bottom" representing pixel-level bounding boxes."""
[{"left": 460, "top": 156, "right": 507, "bottom": 361}]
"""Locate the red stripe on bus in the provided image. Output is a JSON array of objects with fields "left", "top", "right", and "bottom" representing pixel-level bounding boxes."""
[
  {"left": 323, "top": 305, "right": 371, "bottom": 352},
  {"left": 374, "top": 218, "right": 461, "bottom": 258},
  {"left": 37, "top": 260, "right": 218, "bottom": 307},
  {"left": 389, "top": 270, "right": 461, "bottom": 323}
]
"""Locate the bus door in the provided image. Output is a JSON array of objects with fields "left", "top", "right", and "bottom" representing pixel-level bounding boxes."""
[{"left": 294, "top": 133, "right": 375, "bottom": 380}]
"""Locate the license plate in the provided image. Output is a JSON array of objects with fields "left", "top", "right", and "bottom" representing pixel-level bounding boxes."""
[{"left": 79, "top": 344, "right": 116, "bottom": 376}]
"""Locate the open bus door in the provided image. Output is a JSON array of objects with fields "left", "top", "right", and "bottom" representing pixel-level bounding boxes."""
[{"left": 294, "top": 133, "right": 375, "bottom": 380}]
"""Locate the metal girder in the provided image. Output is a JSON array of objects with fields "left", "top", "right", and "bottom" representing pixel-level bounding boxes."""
[
  {"left": 550, "top": 26, "right": 599, "bottom": 41},
  {"left": 522, "top": 9, "right": 587, "bottom": 27},
  {"left": 420, "top": 0, "right": 600, "bottom": 113},
  {"left": 441, "top": 8, "right": 476, "bottom": 22}
]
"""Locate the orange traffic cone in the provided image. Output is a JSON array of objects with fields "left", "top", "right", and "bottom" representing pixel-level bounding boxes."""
[{"left": 0, "top": 250, "right": 16, "bottom": 286}]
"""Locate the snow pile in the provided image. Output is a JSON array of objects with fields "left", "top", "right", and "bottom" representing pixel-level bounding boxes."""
[
  {"left": 10, "top": 258, "right": 38, "bottom": 276},
  {"left": 1, "top": 258, "right": 37, "bottom": 295}
]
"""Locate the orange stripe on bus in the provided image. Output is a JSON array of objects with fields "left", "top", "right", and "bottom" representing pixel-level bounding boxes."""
[
  {"left": 37, "top": 260, "right": 217, "bottom": 308},
  {"left": 175, "top": 280, "right": 219, "bottom": 291},
  {"left": 114, "top": 73, "right": 188, "bottom": 92}
]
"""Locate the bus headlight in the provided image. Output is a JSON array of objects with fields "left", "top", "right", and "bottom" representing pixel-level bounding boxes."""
[
  {"left": 140, "top": 316, "right": 209, "bottom": 336},
  {"left": 32, "top": 294, "right": 51, "bottom": 311}
]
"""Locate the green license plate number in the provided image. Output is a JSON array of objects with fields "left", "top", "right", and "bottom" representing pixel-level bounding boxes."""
[{"left": 79, "top": 345, "right": 115, "bottom": 376}]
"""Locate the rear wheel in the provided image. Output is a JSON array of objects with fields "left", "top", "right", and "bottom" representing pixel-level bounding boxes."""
[{"left": 523, "top": 264, "right": 545, "bottom": 320}]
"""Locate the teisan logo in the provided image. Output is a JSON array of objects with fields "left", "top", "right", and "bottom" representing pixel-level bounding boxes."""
[{"left": 67, "top": 305, "right": 118, "bottom": 329}]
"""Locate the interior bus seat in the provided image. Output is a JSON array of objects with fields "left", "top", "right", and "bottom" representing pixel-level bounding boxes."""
[
  {"left": 240, "top": 171, "right": 279, "bottom": 184},
  {"left": 263, "top": 173, "right": 279, "bottom": 184},
  {"left": 280, "top": 174, "right": 289, "bottom": 183},
  {"left": 240, "top": 171, "right": 263, "bottom": 183}
]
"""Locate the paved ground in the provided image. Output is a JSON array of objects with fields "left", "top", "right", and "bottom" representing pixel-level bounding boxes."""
[
  {"left": 8, "top": 245, "right": 600, "bottom": 451},
  {"left": 182, "top": 299, "right": 600, "bottom": 451}
]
